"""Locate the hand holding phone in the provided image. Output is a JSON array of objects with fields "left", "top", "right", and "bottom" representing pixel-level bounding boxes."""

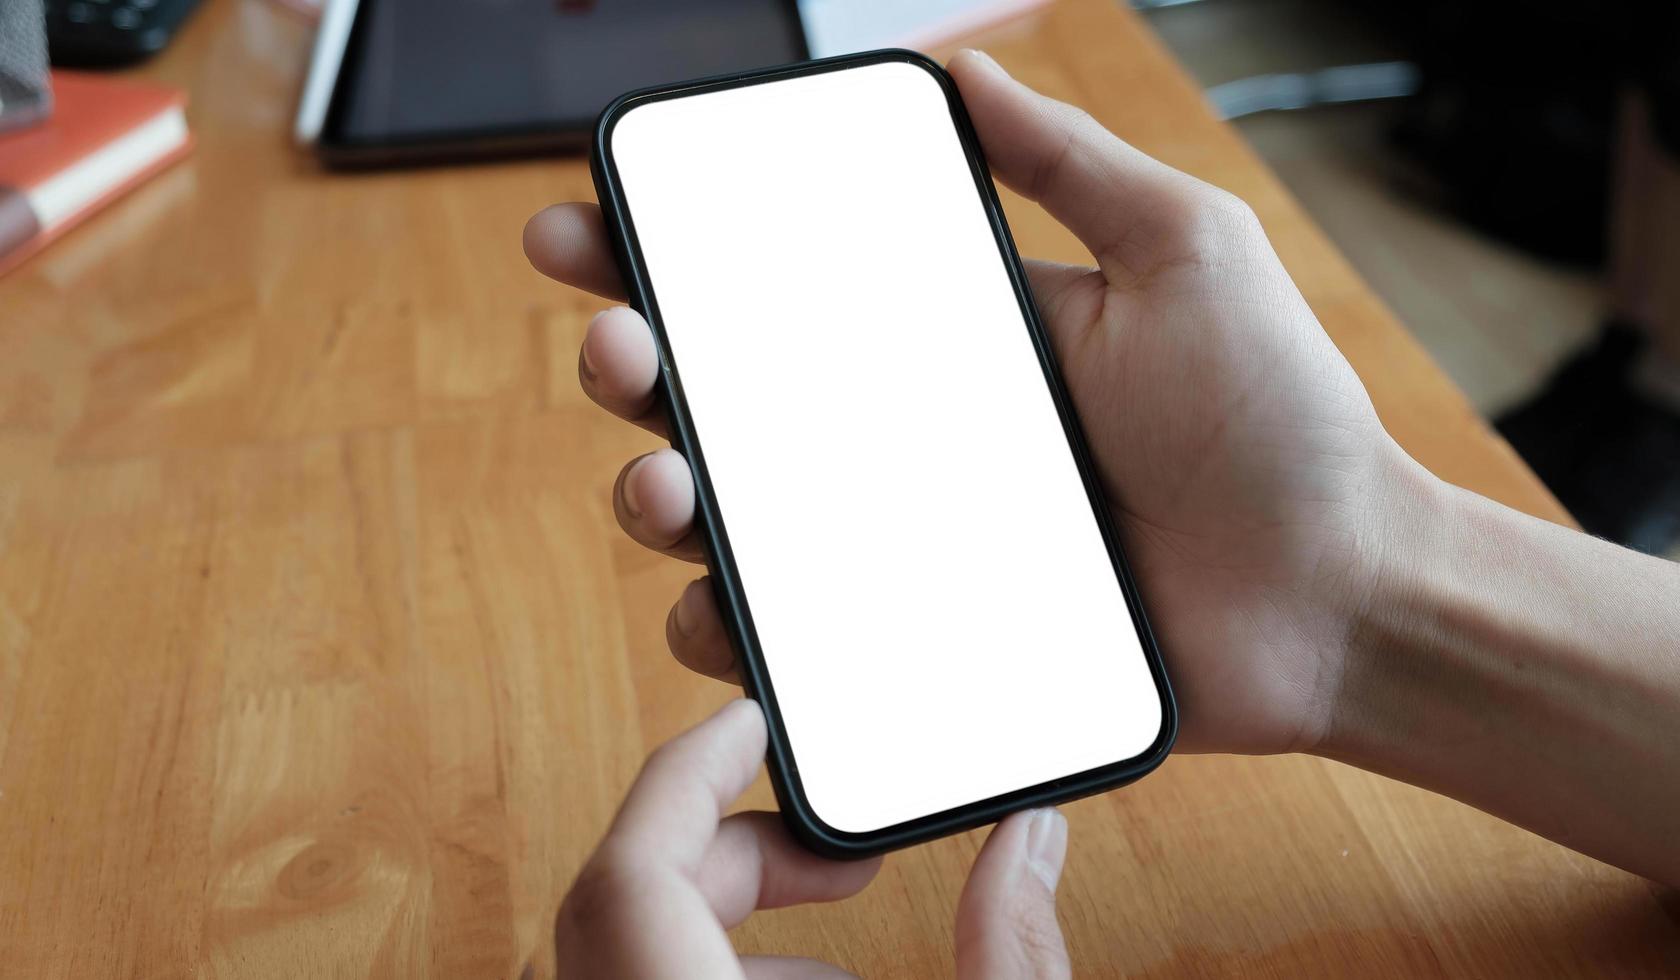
[
  {"left": 528, "top": 50, "right": 1402, "bottom": 849},
  {"left": 587, "top": 50, "right": 1175, "bottom": 854}
]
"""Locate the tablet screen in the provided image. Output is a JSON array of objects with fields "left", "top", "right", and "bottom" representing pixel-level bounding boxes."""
[{"left": 328, "top": 0, "right": 806, "bottom": 149}]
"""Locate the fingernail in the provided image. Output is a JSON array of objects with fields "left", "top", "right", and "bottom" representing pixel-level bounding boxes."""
[
  {"left": 1025, "top": 809, "right": 1067, "bottom": 891},
  {"left": 673, "top": 579, "right": 703, "bottom": 637},
  {"left": 622, "top": 456, "right": 646, "bottom": 519},
  {"left": 966, "top": 49, "right": 1003, "bottom": 73}
]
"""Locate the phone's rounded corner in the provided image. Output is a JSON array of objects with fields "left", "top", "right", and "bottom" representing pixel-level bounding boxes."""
[
  {"left": 592, "top": 90, "right": 651, "bottom": 170},
  {"left": 758, "top": 726, "right": 889, "bottom": 859},
  {"left": 1135, "top": 687, "right": 1180, "bottom": 779},
  {"left": 871, "top": 47, "right": 950, "bottom": 79},
  {"left": 777, "top": 800, "right": 889, "bottom": 861},
  {"left": 869, "top": 48, "right": 965, "bottom": 100},
  {"left": 1132, "top": 603, "right": 1181, "bottom": 776}
]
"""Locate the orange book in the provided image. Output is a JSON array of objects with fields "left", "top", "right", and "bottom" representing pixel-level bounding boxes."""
[{"left": 0, "top": 71, "right": 191, "bottom": 277}]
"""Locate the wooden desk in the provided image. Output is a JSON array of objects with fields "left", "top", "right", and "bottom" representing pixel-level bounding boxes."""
[{"left": 2, "top": 0, "right": 1675, "bottom": 975}]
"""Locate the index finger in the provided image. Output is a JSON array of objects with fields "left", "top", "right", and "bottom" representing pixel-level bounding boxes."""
[
  {"left": 604, "top": 699, "right": 768, "bottom": 871},
  {"left": 524, "top": 202, "right": 628, "bottom": 300}
]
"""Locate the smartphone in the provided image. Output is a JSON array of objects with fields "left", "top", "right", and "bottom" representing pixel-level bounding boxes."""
[{"left": 591, "top": 50, "right": 1176, "bottom": 857}]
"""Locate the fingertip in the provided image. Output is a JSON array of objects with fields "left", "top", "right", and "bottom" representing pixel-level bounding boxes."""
[
  {"left": 956, "top": 809, "right": 1073, "bottom": 978},
  {"left": 681, "top": 696, "right": 766, "bottom": 775},
  {"left": 522, "top": 203, "right": 580, "bottom": 274},
  {"left": 967, "top": 808, "right": 1065, "bottom": 900},
  {"left": 668, "top": 578, "right": 741, "bottom": 681},
  {"left": 582, "top": 306, "right": 660, "bottom": 410},
  {"left": 719, "top": 811, "right": 882, "bottom": 910},
  {"left": 697, "top": 811, "right": 881, "bottom": 936},
  {"left": 717, "top": 697, "right": 768, "bottom": 753},
  {"left": 623, "top": 448, "right": 696, "bottom": 541},
  {"left": 520, "top": 206, "right": 553, "bottom": 266},
  {"left": 948, "top": 47, "right": 1020, "bottom": 108},
  {"left": 948, "top": 48, "right": 1003, "bottom": 79},
  {"left": 947, "top": 48, "right": 1059, "bottom": 193},
  {"left": 523, "top": 202, "right": 628, "bottom": 299},
  {"left": 1024, "top": 808, "right": 1068, "bottom": 892},
  {"left": 822, "top": 851, "right": 885, "bottom": 903},
  {"left": 609, "top": 695, "right": 769, "bottom": 861},
  {"left": 850, "top": 852, "right": 886, "bottom": 890}
]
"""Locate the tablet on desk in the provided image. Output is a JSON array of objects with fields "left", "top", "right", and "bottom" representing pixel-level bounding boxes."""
[{"left": 295, "top": 0, "right": 807, "bottom": 167}]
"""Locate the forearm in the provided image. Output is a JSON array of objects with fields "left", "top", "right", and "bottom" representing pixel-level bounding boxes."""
[{"left": 1323, "top": 458, "right": 1680, "bottom": 884}]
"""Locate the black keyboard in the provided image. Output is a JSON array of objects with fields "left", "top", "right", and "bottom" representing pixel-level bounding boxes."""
[{"left": 45, "top": 0, "right": 205, "bottom": 68}]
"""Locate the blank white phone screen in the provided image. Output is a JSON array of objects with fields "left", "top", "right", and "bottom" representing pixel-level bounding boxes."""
[{"left": 610, "top": 59, "right": 1163, "bottom": 834}]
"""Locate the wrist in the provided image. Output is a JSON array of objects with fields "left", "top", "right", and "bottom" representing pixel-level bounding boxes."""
[
  {"left": 1295, "top": 440, "right": 1680, "bottom": 883},
  {"left": 1310, "top": 441, "right": 1460, "bottom": 762}
]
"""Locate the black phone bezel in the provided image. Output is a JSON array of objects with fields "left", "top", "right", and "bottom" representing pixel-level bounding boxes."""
[
  {"left": 314, "top": 0, "right": 808, "bottom": 168},
  {"left": 591, "top": 48, "right": 1178, "bottom": 858}
]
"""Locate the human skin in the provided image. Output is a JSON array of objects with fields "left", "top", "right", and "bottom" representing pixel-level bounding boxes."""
[
  {"left": 553, "top": 700, "right": 1072, "bottom": 978},
  {"left": 527, "top": 49, "right": 1680, "bottom": 898}
]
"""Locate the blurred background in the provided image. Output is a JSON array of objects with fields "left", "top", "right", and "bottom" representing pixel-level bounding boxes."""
[
  {"left": 1138, "top": 0, "right": 1680, "bottom": 557},
  {"left": 5, "top": 0, "right": 1678, "bottom": 556}
]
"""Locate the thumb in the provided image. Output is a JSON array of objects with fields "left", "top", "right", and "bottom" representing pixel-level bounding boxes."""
[
  {"left": 954, "top": 809, "right": 1072, "bottom": 980},
  {"left": 947, "top": 48, "right": 1208, "bottom": 281}
]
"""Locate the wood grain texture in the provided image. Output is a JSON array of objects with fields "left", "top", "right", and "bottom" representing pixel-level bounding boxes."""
[{"left": 1, "top": 0, "right": 1675, "bottom": 976}]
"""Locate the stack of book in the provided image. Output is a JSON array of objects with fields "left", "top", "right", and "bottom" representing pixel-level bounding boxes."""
[{"left": 0, "top": 71, "right": 190, "bottom": 276}]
